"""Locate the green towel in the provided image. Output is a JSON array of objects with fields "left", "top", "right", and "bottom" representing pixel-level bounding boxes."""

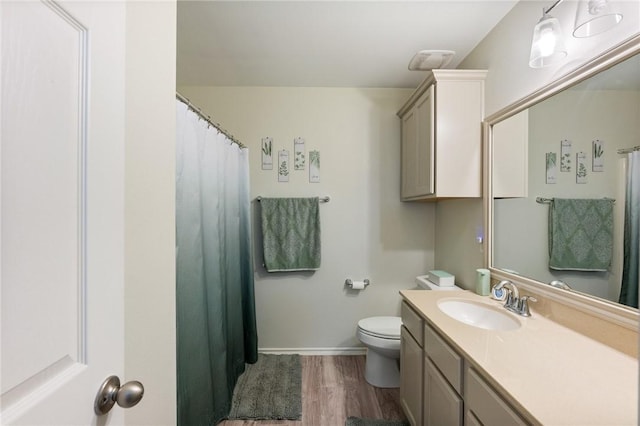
[
  {"left": 548, "top": 198, "right": 613, "bottom": 271},
  {"left": 260, "top": 197, "right": 321, "bottom": 272}
]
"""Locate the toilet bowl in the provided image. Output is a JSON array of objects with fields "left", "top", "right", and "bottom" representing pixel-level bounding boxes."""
[
  {"left": 356, "top": 316, "right": 402, "bottom": 388},
  {"left": 356, "top": 276, "right": 462, "bottom": 388}
]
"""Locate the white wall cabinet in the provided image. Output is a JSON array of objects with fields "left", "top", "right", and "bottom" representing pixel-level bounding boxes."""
[
  {"left": 397, "top": 70, "right": 487, "bottom": 201},
  {"left": 492, "top": 109, "right": 529, "bottom": 198}
]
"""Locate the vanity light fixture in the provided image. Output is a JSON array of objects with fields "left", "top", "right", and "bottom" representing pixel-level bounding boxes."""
[
  {"left": 573, "top": 0, "right": 623, "bottom": 38},
  {"left": 529, "top": 0, "right": 624, "bottom": 68},
  {"left": 529, "top": 1, "right": 568, "bottom": 68}
]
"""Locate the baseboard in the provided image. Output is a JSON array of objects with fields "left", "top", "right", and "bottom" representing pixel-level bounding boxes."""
[{"left": 258, "top": 347, "right": 367, "bottom": 356}]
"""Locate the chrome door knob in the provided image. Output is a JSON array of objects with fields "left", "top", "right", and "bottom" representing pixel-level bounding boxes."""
[
  {"left": 94, "top": 375, "right": 144, "bottom": 415},
  {"left": 116, "top": 380, "right": 144, "bottom": 408}
]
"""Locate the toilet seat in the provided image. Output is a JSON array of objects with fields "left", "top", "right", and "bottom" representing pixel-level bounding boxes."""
[{"left": 357, "top": 316, "right": 401, "bottom": 340}]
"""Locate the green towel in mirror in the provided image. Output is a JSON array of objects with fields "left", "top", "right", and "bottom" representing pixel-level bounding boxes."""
[
  {"left": 261, "top": 197, "right": 321, "bottom": 272},
  {"left": 548, "top": 198, "right": 613, "bottom": 271}
]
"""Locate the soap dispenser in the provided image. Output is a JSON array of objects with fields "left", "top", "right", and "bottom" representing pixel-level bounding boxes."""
[{"left": 475, "top": 268, "right": 490, "bottom": 296}]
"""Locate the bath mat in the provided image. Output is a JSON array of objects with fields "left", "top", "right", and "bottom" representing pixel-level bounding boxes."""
[
  {"left": 227, "top": 353, "right": 302, "bottom": 420},
  {"left": 345, "top": 417, "right": 410, "bottom": 426}
]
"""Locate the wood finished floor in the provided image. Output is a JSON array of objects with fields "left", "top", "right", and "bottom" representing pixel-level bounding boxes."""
[{"left": 219, "top": 355, "right": 407, "bottom": 426}]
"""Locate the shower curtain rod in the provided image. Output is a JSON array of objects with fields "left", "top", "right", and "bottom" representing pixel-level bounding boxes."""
[
  {"left": 617, "top": 146, "right": 640, "bottom": 154},
  {"left": 176, "top": 92, "right": 246, "bottom": 148}
]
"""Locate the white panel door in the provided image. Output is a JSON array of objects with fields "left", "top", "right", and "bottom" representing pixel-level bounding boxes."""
[{"left": 1, "top": 1, "right": 129, "bottom": 424}]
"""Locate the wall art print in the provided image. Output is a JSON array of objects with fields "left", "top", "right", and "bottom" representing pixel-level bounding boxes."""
[
  {"left": 309, "top": 150, "right": 320, "bottom": 183},
  {"left": 294, "top": 137, "right": 305, "bottom": 170},
  {"left": 560, "top": 139, "right": 572, "bottom": 172},
  {"left": 546, "top": 152, "right": 557, "bottom": 184},
  {"left": 592, "top": 139, "right": 604, "bottom": 172},
  {"left": 278, "top": 150, "right": 289, "bottom": 182},
  {"left": 261, "top": 137, "right": 273, "bottom": 170},
  {"left": 576, "top": 151, "right": 588, "bottom": 184}
]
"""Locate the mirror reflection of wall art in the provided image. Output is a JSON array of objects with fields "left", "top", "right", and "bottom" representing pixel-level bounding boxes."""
[
  {"left": 560, "top": 139, "right": 572, "bottom": 172},
  {"left": 490, "top": 37, "right": 639, "bottom": 311},
  {"left": 546, "top": 152, "right": 557, "bottom": 184},
  {"left": 309, "top": 150, "right": 320, "bottom": 183},
  {"left": 278, "top": 150, "right": 289, "bottom": 182},
  {"left": 294, "top": 137, "right": 305, "bottom": 170},
  {"left": 576, "top": 151, "right": 588, "bottom": 183},
  {"left": 592, "top": 139, "right": 604, "bottom": 172},
  {"left": 261, "top": 137, "right": 273, "bottom": 170}
]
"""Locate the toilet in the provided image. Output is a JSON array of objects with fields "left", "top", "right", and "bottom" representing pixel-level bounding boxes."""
[{"left": 356, "top": 276, "right": 462, "bottom": 388}]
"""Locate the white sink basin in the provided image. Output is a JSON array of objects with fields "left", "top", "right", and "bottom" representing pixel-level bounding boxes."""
[{"left": 437, "top": 299, "right": 521, "bottom": 331}]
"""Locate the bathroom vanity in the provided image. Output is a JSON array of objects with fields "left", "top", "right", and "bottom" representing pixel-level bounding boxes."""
[{"left": 399, "top": 290, "right": 638, "bottom": 426}]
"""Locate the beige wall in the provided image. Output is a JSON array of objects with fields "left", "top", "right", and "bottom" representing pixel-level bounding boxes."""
[
  {"left": 125, "top": 2, "right": 176, "bottom": 424},
  {"left": 178, "top": 86, "right": 434, "bottom": 351},
  {"left": 462, "top": 1, "right": 640, "bottom": 116},
  {"left": 434, "top": 199, "right": 485, "bottom": 291},
  {"left": 436, "top": 0, "right": 640, "bottom": 292}
]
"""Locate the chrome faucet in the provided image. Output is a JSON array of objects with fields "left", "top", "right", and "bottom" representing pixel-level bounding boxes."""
[
  {"left": 549, "top": 280, "right": 572, "bottom": 290},
  {"left": 492, "top": 280, "right": 536, "bottom": 317},
  {"left": 493, "top": 280, "right": 519, "bottom": 309}
]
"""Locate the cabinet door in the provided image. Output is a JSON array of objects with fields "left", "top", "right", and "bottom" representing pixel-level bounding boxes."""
[
  {"left": 414, "top": 86, "right": 435, "bottom": 197},
  {"left": 466, "top": 368, "right": 527, "bottom": 426},
  {"left": 400, "top": 327, "right": 423, "bottom": 426},
  {"left": 401, "top": 107, "right": 419, "bottom": 198},
  {"left": 425, "top": 357, "right": 462, "bottom": 426},
  {"left": 492, "top": 109, "right": 528, "bottom": 198},
  {"left": 401, "top": 87, "right": 434, "bottom": 199},
  {"left": 465, "top": 410, "right": 483, "bottom": 426}
]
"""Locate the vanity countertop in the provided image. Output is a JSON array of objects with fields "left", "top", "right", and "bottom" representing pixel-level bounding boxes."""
[{"left": 400, "top": 289, "right": 638, "bottom": 426}]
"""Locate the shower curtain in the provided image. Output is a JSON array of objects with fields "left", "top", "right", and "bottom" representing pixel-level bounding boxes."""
[
  {"left": 619, "top": 151, "right": 640, "bottom": 308},
  {"left": 176, "top": 99, "right": 258, "bottom": 425}
]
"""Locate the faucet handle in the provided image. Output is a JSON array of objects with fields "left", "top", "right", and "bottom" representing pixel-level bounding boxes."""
[{"left": 517, "top": 295, "right": 537, "bottom": 317}]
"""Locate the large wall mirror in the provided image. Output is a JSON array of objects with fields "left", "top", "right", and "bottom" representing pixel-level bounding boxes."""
[{"left": 485, "top": 35, "right": 640, "bottom": 323}]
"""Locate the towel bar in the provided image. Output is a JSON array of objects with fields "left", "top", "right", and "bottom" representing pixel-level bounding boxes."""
[
  {"left": 256, "top": 196, "right": 330, "bottom": 203},
  {"left": 536, "top": 196, "right": 615, "bottom": 204}
]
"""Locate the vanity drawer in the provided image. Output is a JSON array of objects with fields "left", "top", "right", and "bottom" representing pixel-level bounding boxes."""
[
  {"left": 466, "top": 367, "right": 528, "bottom": 426},
  {"left": 424, "top": 322, "right": 463, "bottom": 393},
  {"left": 401, "top": 301, "right": 424, "bottom": 346}
]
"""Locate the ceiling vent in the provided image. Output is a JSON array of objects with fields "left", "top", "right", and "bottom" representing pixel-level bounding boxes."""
[{"left": 408, "top": 50, "right": 455, "bottom": 71}]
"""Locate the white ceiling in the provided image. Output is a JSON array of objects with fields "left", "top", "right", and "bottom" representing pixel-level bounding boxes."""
[{"left": 176, "top": 1, "right": 519, "bottom": 89}]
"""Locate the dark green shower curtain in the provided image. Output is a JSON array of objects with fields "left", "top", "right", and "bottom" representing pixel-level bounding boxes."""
[
  {"left": 619, "top": 150, "right": 639, "bottom": 308},
  {"left": 176, "top": 100, "right": 258, "bottom": 426}
]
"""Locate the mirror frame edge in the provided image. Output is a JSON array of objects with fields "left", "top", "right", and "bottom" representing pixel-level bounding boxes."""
[{"left": 482, "top": 33, "right": 640, "bottom": 331}]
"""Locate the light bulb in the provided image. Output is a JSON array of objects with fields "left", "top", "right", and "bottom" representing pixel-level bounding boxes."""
[
  {"left": 529, "top": 12, "right": 567, "bottom": 68},
  {"left": 538, "top": 27, "right": 557, "bottom": 57}
]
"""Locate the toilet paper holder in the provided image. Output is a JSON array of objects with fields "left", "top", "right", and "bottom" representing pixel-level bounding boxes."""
[{"left": 345, "top": 278, "right": 370, "bottom": 289}]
